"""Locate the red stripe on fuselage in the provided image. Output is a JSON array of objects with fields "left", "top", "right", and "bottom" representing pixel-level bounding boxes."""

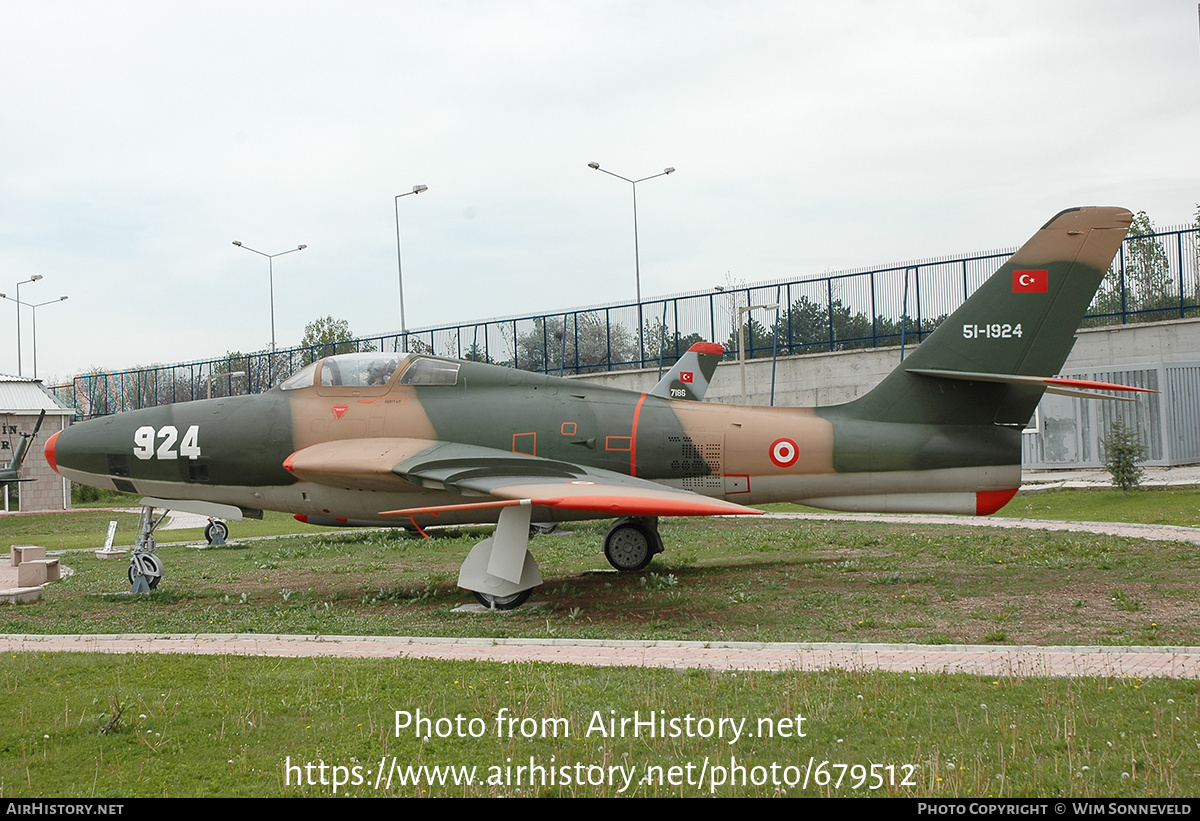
[{"left": 630, "top": 393, "right": 647, "bottom": 477}]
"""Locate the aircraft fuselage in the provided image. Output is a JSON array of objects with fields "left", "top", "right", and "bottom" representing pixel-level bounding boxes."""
[{"left": 47, "top": 356, "right": 1021, "bottom": 525}]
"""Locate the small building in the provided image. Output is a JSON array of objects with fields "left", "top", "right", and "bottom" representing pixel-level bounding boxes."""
[{"left": 0, "top": 375, "right": 75, "bottom": 512}]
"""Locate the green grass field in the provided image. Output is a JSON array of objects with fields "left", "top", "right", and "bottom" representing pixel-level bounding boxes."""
[
  {"left": 4, "top": 650, "right": 1197, "bottom": 797},
  {"left": 2, "top": 487, "right": 1199, "bottom": 797}
]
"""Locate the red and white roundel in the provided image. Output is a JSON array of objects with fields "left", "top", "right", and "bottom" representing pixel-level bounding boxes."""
[{"left": 768, "top": 437, "right": 799, "bottom": 468}]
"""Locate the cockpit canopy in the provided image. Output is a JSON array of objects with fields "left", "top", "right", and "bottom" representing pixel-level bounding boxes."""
[{"left": 278, "top": 352, "right": 460, "bottom": 391}]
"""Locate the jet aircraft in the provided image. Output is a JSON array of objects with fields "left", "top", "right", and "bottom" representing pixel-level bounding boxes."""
[
  {"left": 0, "top": 410, "right": 45, "bottom": 485},
  {"left": 46, "top": 206, "right": 1147, "bottom": 607}
]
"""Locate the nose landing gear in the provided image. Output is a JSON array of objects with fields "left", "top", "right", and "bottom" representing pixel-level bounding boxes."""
[{"left": 128, "top": 504, "right": 168, "bottom": 593}]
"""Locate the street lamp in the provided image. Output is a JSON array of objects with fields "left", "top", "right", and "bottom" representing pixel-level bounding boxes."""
[
  {"left": 394, "top": 184, "right": 428, "bottom": 344},
  {"left": 11, "top": 274, "right": 43, "bottom": 377},
  {"left": 737, "top": 303, "right": 778, "bottom": 404},
  {"left": 232, "top": 241, "right": 307, "bottom": 350},
  {"left": 587, "top": 162, "right": 675, "bottom": 367},
  {"left": 1, "top": 293, "right": 67, "bottom": 380}
]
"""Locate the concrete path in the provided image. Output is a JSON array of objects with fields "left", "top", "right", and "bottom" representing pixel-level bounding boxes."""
[
  {"left": 759, "top": 511, "right": 1200, "bottom": 546},
  {"left": 3, "top": 633, "right": 1198, "bottom": 679}
]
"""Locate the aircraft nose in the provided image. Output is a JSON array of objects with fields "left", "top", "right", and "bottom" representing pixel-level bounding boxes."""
[{"left": 45, "top": 430, "right": 60, "bottom": 474}]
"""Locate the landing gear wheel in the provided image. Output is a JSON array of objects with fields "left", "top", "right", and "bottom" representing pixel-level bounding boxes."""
[
  {"left": 472, "top": 590, "right": 532, "bottom": 610},
  {"left": 204, "top": 520, "right": 229, "bottom": 546},
  {"left": 128, "top": 554, "right": 165, "bottom": 590},
  {"left": 603, "top": 518, "right": 658, "bottom": 572}
]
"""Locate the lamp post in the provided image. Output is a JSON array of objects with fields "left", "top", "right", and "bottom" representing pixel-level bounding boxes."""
[
  {"left": 394, "top": 184, "right": 428, "bottom": 348},
  {"left": 231, "top": 242, "right": 307, "bottom": 350},
  {"left": 11, "top": 275, "right": 42, "bottom": 376},
  {"left": 587, "top": 162, "right": 675, "bottom": 367},
  {"left": 737, "top": 303, "right": 778, "bottom": 404},
  {"left": 1, "top": 293, "right": 67, "bottom": 380}
]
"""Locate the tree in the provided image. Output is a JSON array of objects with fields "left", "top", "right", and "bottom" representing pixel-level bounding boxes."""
[
  {"left": 1192, "top": 203, "right": 1200, "bottom": 306},
  {"left": 461, "top": 342, "right": 493, "bottom": 364},
  {"left": 1088, "top": 209, "right": 1194, "bottom": 325},
  {"left": 1125, "top": 211, "right": 1173, "bottom": 314},
  {"left": 643, "top": 320, "right": 705, "bottom": 367},
  {"left": 300, "top": 316, "right": 371, "bottom": 365},
  {"left": 1101, "top": 415, "right": 1145, "bottom": 494},
  {"left": 723, "top": 315, "right": 774, "bottom": 361},
  {"left": 515, "top": 313, "right": 636, "bottom": 373}
]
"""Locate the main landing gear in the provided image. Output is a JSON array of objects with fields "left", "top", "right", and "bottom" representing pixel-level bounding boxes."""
[
  {"left": 204, "top": 519, "right": 229, "bottom": 546},
  {"left": 457, "top": 504, "right": 544, "bottom": 610},
  {"left": 603, "top": 517, "right": 664, "bottom": 572},
  {"left": 472, "top": 589, "right": 533, "bottom": 610},
  {"left": 456, "top": 512, "right": 665, "bottom": 610}
]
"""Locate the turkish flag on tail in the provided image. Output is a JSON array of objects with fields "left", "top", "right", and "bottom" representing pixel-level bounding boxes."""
[{"left": 1012, "top": 270, "right": 1048, "bottom": 293}]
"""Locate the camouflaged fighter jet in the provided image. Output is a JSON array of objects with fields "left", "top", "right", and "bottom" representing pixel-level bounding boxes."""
[{"left": 45, "top": 206, "right": 1148, "bottom": 607}]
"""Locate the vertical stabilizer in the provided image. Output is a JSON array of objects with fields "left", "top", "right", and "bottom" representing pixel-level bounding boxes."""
[
  {"left": 836, "top": 207, "right": 1133, "bottom": 427},
  {"left": 650, "top": 342, "right": 724, "bottom": 401}
]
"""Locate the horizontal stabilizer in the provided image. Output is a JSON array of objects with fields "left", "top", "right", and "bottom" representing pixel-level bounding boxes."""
[{"left": 907, "top": 368, "right": 1155, "bottom": 401}]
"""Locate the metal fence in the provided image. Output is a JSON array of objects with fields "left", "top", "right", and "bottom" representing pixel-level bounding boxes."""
[
  {"left": 54, "top": 224, "right": 1200, "bottom": 419},
  {"left": 1022, "top": 361, "right": 1200, "bottom": 468}
]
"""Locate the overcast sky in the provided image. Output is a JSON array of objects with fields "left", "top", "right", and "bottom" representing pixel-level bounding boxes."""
[{"left": 1, "top": 0, "right": 1197, "bottom": 383}]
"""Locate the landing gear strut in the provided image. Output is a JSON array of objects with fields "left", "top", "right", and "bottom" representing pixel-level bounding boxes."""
[
  {"left": 603, "top": 517, "right": 663, "bottom": 572},
  {"left": 457, "top": 504, "right": 542, "bottom": 610},
  {"left": 128, "top": 504, "right": 168, "bottom": 592}
]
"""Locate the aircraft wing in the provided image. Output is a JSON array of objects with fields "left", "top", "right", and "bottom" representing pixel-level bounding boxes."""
[{"left": 283, "top": 437, "right": 758, "bottom": 519}]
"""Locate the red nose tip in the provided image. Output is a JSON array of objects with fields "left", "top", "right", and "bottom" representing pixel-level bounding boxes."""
[{"left": 44, "top": 430, "right": 59, "bottom": 474}]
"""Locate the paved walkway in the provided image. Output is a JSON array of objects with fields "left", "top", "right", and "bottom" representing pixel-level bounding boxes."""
[
  {"left": 3, "top": 633, "right": 1198, "bottom": 679},
  {"left": 759, "top": 511, "right": 1200, "bottom": 546}
]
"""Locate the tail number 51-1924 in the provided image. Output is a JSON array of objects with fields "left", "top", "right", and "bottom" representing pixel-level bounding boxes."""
[{"left": 133, "top": 425, "right": 201, "bottom": 460}]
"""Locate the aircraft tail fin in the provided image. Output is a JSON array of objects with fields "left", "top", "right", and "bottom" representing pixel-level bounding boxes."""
[
  {"left": 649, "top": 342, "right": 724, "bottom": 401},
  {"left": 838, "top": 206, "right": 1134, "bottom": 426}
]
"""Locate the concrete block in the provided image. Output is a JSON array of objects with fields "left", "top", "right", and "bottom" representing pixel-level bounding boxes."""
[
  {"left": 17, "top": 562, "right": 46, "bottom": 587},
  {"left": 11, "top": 545, "right": 46, "bottom": 566},
  {"left": 23, "top": 558, "right": 60, "bottom": 582}
]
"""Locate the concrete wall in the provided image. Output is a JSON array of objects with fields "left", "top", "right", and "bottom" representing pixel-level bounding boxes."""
[{"left": 571, "top": 317, "right": 1200, "bottom": 409}]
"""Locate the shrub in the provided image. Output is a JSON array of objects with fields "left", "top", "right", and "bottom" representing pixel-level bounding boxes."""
[{"left": 1101, "top": 416, "right": 1145, "bottom": 494}]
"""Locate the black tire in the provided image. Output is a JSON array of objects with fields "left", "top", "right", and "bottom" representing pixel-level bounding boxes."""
[
  {"left": 472, "top": 590, "right": 532, "bottom": 610},
  {"left": 603, "top": 519, "right": 657, "bottom": 572},
  {"left": 204, "top": 520, "right": 229, "bottom": 545},
  {"left": 127, "top": 555, "right": 164, "bottom": 590}
]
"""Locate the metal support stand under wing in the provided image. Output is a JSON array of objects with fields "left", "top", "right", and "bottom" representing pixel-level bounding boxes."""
[{"left": 457, "top": 503, "right": 542, "bottom": 610}]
